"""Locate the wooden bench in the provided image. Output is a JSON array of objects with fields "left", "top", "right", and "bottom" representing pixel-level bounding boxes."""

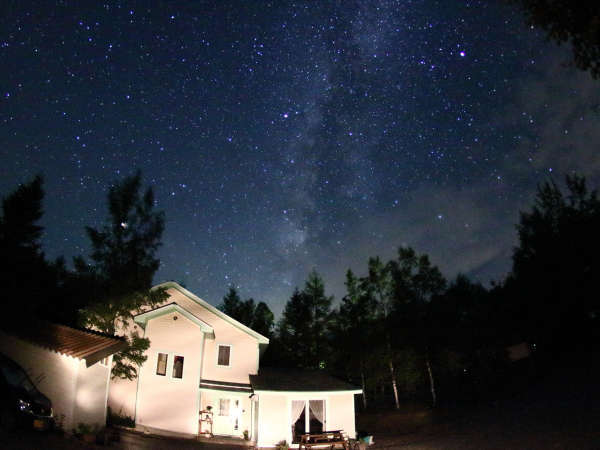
[{"left": 298, "top": 430, "right": 350, "bottom": 450}]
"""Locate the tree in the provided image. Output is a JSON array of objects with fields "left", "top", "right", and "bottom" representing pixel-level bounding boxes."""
[
  {"left": 252, "top": 301, "right": 275, "bottom": 338},
  {"left": 277, "top": 270, "right": 333, "bottom": 369},
  {"left": 0, "top": 175, "right": 64, "bottom": 322},
  {"left": 511, "top": 1, "right": 600, "bottom": 78},
  {"left": 330, "top": 270, "right": 377, "bottom": 409},
  {"left": 218, "top": 286, "right": 274, "bottom": 338},
  {"left": 79, "top": 171, "right": 167, "bottom": 380},
  {"left": 388, "top": 247, "right": 446, "bottom": 407},
  {"left": 363, "top": 256, "right": 402, "bottom": 409},
  {"left": 220, "top": 286, "right": 244, "bottom": 320},
  {"left": 510, "top": 174, "right": 600, "bottom": 355}
]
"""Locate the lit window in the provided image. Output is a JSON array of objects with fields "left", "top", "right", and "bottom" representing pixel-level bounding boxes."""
[
  {"left": 217, "top": 345, "right": 231, "bottom": 366},
  {"left": 172, "top": 355, "right": 184, "bottom": 379},
  {"left": 156, "top": 353, "right": 168, "bottom": 376},
  {"left": 219, "top": 398, "right": 230, "bottom": 416}
]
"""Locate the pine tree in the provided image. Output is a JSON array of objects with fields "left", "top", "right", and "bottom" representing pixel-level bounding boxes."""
[
  {"left": 219, "top": 286, "right": 274, "bottom": 337},
  {"left": 0, "top": 175, "right": 63, "bottom": 322},
  {"left": 277, "top": 270, "right": 333, "bottom": 369}
]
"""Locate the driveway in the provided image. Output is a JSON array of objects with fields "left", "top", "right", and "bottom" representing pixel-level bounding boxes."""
[{"left": 0, "top": 428, "right": 251, "bottom": 450}]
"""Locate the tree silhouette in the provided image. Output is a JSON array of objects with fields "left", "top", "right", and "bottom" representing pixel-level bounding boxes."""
[
  {"left": 511, "top": 1, "right": 600, "bottom": 78},
  {"left": 0, "top": 175, "right": 63, "bottom": 323},
  {"left": 510, "top": 174, "right": 600, "bottom": 355},
  {"left": 79, "top": 171, "right": 167, "bottom": 380},
  {"left": 218, "top": 286, "right": 274, "bottom": 337},
  {"left": 277, "top": 270, "right": 333, "bottom": 369}
]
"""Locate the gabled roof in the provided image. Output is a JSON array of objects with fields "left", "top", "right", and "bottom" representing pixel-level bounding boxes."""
[
  {"left": 153, "top": 281, "right": 269, "bottom": 345},
  {"left": 134, "top": 302, "right": 214, "bottom": 336},
  {"left": 2, "top": 321, "right": 127, "bottom": 368},
  {"left": 250, "top": 368, "right": 362, "bottom": 394}
]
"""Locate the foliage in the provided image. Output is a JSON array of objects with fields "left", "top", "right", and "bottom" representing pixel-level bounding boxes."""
[
  {"left": 107, "top": 406, "right": 135, "bottom": 428},
  {"left": 509, "top": 174, "right": 600, "bottom": 353},
  {"left": 328, "top": 270, "right": 377, "bottom": 398},
  {"left": 218, "top": 286, "right": 274, "bottom": 337},
  {"left": 0, "top": 175, "right": 64, "bottom": 323},
  {"left": 276, "top": 270, "right": 333, "bottom": 369},
  {"left": 275, "top": 440, "right": 289, "bottom": 450},
  {"left": 79, "top": 172, "right": 167, "bottom": 380},
  {"left": 511, "top": 1, "right": 600, "bottom": 78}
]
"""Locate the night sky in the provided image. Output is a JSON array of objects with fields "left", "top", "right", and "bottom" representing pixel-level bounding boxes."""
[{"left": 2, "top": 1, "right": 599, "bottom": 316}]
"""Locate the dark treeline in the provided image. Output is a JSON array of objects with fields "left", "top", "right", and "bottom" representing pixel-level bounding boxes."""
[
  {"left": 217, "top": 174, "right": 600, "bottom": 409},
  {"left": 1, "top": 172, "right": 599, "bottom": 407}
]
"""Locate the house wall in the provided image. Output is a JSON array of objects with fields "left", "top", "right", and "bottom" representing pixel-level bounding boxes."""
[
  {"left": 256, "top": 392, "right": 288, "bottom": 448},
  {"left": 107, "top": 375, "right": 137, "bottom": 420},
  {"left": 164, "top": 288, "right": 260, "bottom": 383},
  {"left": 73, "top": 356, "right": 112, "bottom": 428},
  {"left": 0, "top": 331, "right": 111, "bottom": 431},
  {"left": 135, "top": 311, "right": 204, "bottom": 435},
  {"left": 107, "top": 321, "right": 144, "bottom": 420},
  {"left": 255, "top": 391, "right": 358, "bottom": 448},
  {"left": 326, "top": 394, "right": 357, "bottom": 439},
  {"left": 199, "top": 389, "right": 252, "bottom": 438},
  {"left": 108, "top": 286, "right": 263, "bottom": 434}
]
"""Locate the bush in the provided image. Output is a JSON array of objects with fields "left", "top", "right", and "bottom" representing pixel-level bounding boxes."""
[{"left": 107, "top": 406, "right": 135, "bottom": 428}]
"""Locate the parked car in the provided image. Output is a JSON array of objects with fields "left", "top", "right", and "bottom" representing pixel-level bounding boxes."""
[{"left": 0, "top": 353, "right": 54, "bottom": 431}]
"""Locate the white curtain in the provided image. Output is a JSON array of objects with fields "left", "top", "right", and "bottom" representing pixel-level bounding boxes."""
[
  {"left": 309, "top": 400, "right": 324, "bottom": 426},
  {"left": 291, "top": 400, "right": 305, "bottom": 424}
]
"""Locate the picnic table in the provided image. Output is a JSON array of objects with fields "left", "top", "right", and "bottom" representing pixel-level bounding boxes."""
[{"left": 298, "top": 430, "right": 351, "bottom": 450}]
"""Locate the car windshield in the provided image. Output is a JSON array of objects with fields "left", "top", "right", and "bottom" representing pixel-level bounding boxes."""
[{"left": 0, "top": 362, "right": 37, "bottom": 394}]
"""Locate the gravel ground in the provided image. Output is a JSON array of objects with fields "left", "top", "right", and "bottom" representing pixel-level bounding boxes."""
[
  {"left": 367, "top": 365, "right": 600, "bottom": 449},
  {"left": 1, "top": 364, "right": 598, "bottom": 449}
]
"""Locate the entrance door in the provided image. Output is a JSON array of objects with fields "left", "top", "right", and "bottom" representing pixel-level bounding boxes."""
[{"left": 213, "top": 397, "right": 242, "bottom": 436}]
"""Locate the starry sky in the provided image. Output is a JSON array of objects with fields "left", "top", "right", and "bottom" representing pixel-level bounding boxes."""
[{"left": 2, "top": 1, "right": 600, "bottom": 316}]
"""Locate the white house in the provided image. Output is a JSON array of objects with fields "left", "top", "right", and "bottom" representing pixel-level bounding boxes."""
[
  {"left": 108, "top": 282, "right": 361, "bottom": 447},
  {"left": 0, "top": 321, "right": 127, "bottom": 431}
]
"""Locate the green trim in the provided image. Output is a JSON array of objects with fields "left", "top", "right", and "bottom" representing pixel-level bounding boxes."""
[
  {"left": 134, "top": 303, "right": 214, "bottom": 335},
  {"left": 253, "top": 389, "right": 363, "bottom": 395},
  {"left": 153, "top": 282, "right": 270, "bottom": 344}
]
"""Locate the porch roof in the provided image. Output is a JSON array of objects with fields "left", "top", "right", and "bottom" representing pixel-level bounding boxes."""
[
  {"left": 250, "top": 368, "right": 361, "bottom": 393},
  {"left": 1, "top": 321, "right": 127, "bottom": 367}
]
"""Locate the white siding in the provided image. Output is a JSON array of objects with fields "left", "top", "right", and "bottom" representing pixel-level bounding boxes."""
[
  {"left": 163, "top": 288, "right": 261, "bottom": 383},
  {"left": 326, "top": 394, "right": 357, "bottom": 439},
  {"left": 0, "top": 331, "right": 111, "bottom": 431},
  {"left": 135, "top": 311, "right": 203, "bottom": 435},
  {"left": 256, "top": 393, "right": 288, "bottom": 448},
  {"left": 255, "top": 391, "right": 358, "bottom": 447},
  {"left": 199, "top": 389, "right": 252, "bottom": 438}
]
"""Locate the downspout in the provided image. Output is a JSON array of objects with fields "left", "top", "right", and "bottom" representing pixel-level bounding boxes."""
[
  {"left": 133, "top": 323, "right": 147, "bottom": 426},
  {"left": 197, "top": 331, "right": 206, "bottom": 434}
]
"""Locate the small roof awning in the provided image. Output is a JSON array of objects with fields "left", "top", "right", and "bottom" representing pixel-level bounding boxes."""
[
  {"left": 134, "top": 302, "right": 214, "bottom": 336},
  {"left": 200, "top": 378, "right": 253, "bottom": 393},
  {"left": 2, "top": 321, "right": 128, "bottom": 367}
]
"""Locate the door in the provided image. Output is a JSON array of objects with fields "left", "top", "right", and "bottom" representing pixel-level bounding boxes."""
[
  {"left": 213, "top": 397, "right": 242, "bottom": 436},
  {"left": 291, "top": 399, "right": 326, "bottom": 443}
]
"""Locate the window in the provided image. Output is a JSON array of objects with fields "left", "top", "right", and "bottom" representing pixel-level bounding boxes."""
[
  {"left": 291, "top": 400, "right": 325, "bottom": 443},
  {"left": 217, "top": 345, "right": 231, "bottom": 367},
  {"left": 100, "top": 357, "right": 109, "bottom": 367},
  {"left": 172, "top": 355, "right": 184, "bottom": 379},
  {"left": 219, "top": 398, "right": 230, "bottom": 416},
  {"left": 156, "top": 353, "right": 168, "bottom": 376}
]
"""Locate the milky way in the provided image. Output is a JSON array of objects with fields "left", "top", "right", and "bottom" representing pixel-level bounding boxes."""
[{"left": 2, "top": 1, "right": 599, "bottom": 315}]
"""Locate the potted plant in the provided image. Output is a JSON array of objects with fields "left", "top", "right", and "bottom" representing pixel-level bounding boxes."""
[{"left": 276, "top": 440, "right": 289, "bottom": 450}]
